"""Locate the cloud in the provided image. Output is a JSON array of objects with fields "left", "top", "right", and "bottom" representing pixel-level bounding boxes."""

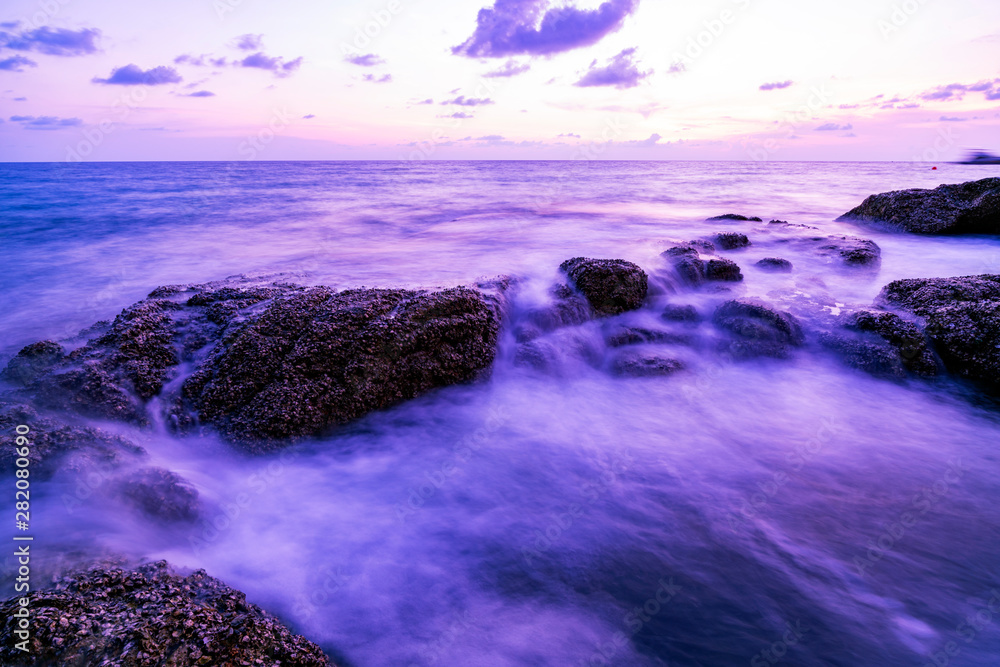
[
  {"left": 899, "top": 103, "right": 920, "bottom": 109},
  {"left": 0, "top": 55, "right": 36, "bottom": 72},
  {"left": 234, "top": 34, "right": 263, "bottom": 51},
  {"left": 624, "top": 132, "right": 661, "bottom": 146},
  {"left": 476, "top": 134, "right": 505, "bottom": 141},
  {"left": 441, "top": 112, "right": 474, "bottom": 119},
  {"left": 759, "top": 80, "right": 793, "bottom": 91},
  {"left": 442, "top": 95, "right": 494, "bottom": 106},
  {"left": 92, "top": 64, "right": 182, "bottom": 85},
  {"left": 921, "top": 79, "right": 1000, "bottom": 101},
  {"left": 345, "top": 53, "right": 385, "bottom": 67},
  {"left": 939, "top": 115, "right": 967, "bottom": 122},
  {"left": 363, "top": 73, "right": 392, "bottom": 83},
  {"left": 815, "top": 122, "right": 853, "bottom": 131},
  {"left": 667, "top": 61, "right": 686, "bottom": 74},
  {"left": 174, "top": 54, "right": 229, "bottom": 67},
  {"left": 453, "top": 0, "right": 638, "bottom": 58},
  {"left": 484, "top": 59, "right": 530, "bottom": 78},
  {"left": 417, "top": 98, "right": 434, "bottom": 104},
  {"left": 8, "top": 114, "right": 83, "bottom": 129},
  {"left": 0, "top": 26, "right": 100, "bottom": 56},
  {"left": 13, "top": 96, "right": 26, "bottom": 101},
  {"left": 574, "top": 47, "right": 650, "bottom": 89},
  {"left": 185, "top": 90, "right": 215, "bottom": 97},
  {"left": 558, "top": 132, "right": 581, "bottom": 138},
  {"left": 302, "top": 114, "right": 315, "bottom": 119},
  {"left": 838, "top": 104, "right": 859, "bottom": 109},
  {"left": 239, "top": 52, "right": 302, "bottom": 77}
]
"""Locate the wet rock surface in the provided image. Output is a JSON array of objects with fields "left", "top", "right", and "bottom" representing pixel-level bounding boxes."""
[
  {"left": 845, "top": 309, "right": 937, "bottom": 376},
  {"left": 818, "top": 333, "right": 907, "bottom": 379},
  {"left": 838, "top": 177, "right": 1000, "bottom": 234},
  {"left": 713, "top": 299, "right": 805, "bottom": 359},
  {"left": 713, "top": 232, "right": 751, "bottom": 250},
  {"left": 755, "top": 257, "right": 793, "bottom": 273},
  {"left": 117, "top": 467, "right": 200, "bottom": 523},
  {"left": 612, "top": 351, "right": 685, "bottom": 377},
  {"left": 706, "top": 214, "right": 762, "bottom": 222},
  {"left": 559, "top": 257, "right": 648, "bottom": 316},
  {"left": 877, "top": 274, "right": 1000, "bottom": 386},
  {"left": 663, "top": 247, "right": 743, "bottom": 285},
  {"left": 705, "top": 258, "right": 744, "bottom": 282},
  {"left": 0, "top": 560, "right": 334, "bottom": 666},
  {"left": 183, "top": 285, "right": 502, "bottom": 447}
]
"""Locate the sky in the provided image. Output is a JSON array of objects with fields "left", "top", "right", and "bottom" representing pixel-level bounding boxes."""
[{"left": 0, "top": 0, "right": 998, "bottom": 161}]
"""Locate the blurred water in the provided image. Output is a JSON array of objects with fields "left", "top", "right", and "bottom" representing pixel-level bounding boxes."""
[{"left": 3, "top": 161, "right": 1000, "bottom": 666}]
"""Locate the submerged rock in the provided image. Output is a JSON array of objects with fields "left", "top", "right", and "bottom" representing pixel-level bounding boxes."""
[
  {"left": 713, "top": 299, "right": 805, "bottom": 359},
  {"left": 661, "top": 304, "right": 702, "bottom": 323},
  {"left": 515, "top": 283, "right": 592, "bottom": 341},
  {"left": 819, "top": 333, "right": 907, "bottom": 379},
  {"left": 755, "top": 257, "right": 793, "bottom": 273},
  {"left": 612, "top": 351, "right": 685, "bottom": 377},
  {"left": 0, "top": 561, "right": 333, "bottom": 666},
  {"left": 117, "top": 467, "right": 199, "bottom": 522},
  {"left": 713, "top": 232, "right": 751, "bottom": 250},
  {"left": 845, "top": 309, "right": 937, "bottom": 376},
  {"left": 705, "top": 258, "right": 744, "bottom": 282},
  {"left": 183, "top": 286, "right": 502, "bottom": 446},
  {"left": 877, "top": 274, "right": 1000, "bottom": 386},
  {"left": 838, "top": 177, "right": 1000, "bottom": 234},
  {"left": 603, "top": 326, "right": 694, "bottom": 348},
  {"left": 560, "top": 257, "right": 648, "bottom": 316},
  {"left": 706, "top": 214, "right": 763, "bottom": 222}
]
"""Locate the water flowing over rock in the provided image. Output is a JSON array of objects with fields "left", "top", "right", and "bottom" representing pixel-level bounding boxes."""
[
  {"left": 838, "top": 177, "right": 1000, "bottom": 234},
  {"left": 877, "top": 274, "right": 1000, "bottom": 386},
  {"left": 559, "top": 257, "right": 648, "bottom": 316},
  {"left": 713, "top": 299, "right": 805, "bottom": 359},
  {"left": 755, "top": 257, "right": 793, "bottom": 273},
  {"left": 0, "top": 561, "right": 334, "bottom": 666}
]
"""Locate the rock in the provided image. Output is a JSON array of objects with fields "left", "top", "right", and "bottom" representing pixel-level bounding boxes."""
[
  {"left": 1, "top": 341, "right": 64, "bottom": 385},
  {"left": 183, "top": 286, "right": 502, "bottom": 447},
  {"left": 612, "top": 352, "right": 685, "bottom": 377},
  {"left": 713, "top": 233, "right": 751, "bottom": 250},
  {"left": 0, "top": 560, "right": 334, "bottom": 666},
  {"left": 118, "top": 467, "right": 199, "bottom": 522},
  {"left": 783, "top": 235, "right": 881, "bottom": 268},
  {"left": 845, "top": 310, "right": 937, "bottom": 376},
  {"left": 877, "top": 275, "right": 1000, "bottom": 386},
  {"left": 603, "top": 326, "right": 694, "bottom": 348},
  {"left": 713, "top": 299, "right": 805, "bottom": 359},
  {"left": 0, "top": 402, "right": 144, "bottom": 479},
  {"left": 837, "top": 177, "right": 1000, "bottom": 234},
  {"left": 516, "top": 284, "right": 592, "bottom": 341},
  {"left": 755, "top": 258, "right": 793, "bottom": 273},
  {"left": 559, "top": 257, "right": 648, "bottom": 316},
  {"left": 706, "top": 214, "right": 763, "bottom": 222},
  {"left": 705, "top": 258, "right": 744, "bottom": 282},
  {"left": 661, "top": 304, "right": 702, "bottom": 323},
  {"left": 818, "top": 333, "right": 907, "bottom": 379}
]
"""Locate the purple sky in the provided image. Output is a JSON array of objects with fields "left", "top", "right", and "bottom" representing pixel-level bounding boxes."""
[{"left": 1, "top": 0, "right": 998, "bottom": 161}]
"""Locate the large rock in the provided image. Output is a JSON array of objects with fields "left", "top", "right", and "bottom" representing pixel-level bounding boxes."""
[
  {"left": 877, "top": 274, "right": 1000, "bottom": 385},
  {"left": 713, "top": 299, "right": 805, "bottom": 359},
  {"left": 559, "top": 257, "right": 648, "bottom": 316},
  {"left": 0, "top": 561, "right": 333, "bottom": 666},
  {"left": 845, "top": 309, "right": 937, "bottom": 376},
  {"left": 838, "top": 177, "right": 1000, "bottom": 234},
  {"left": 183, "top": 286, "right": 502, "bottom": 446},
  {"left": 662, "top": 246, "right": 743, "bottom": 286}
]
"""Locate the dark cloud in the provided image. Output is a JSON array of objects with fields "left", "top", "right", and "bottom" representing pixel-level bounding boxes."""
[
  {"left": 174, "top": 54, "right": 229, "bottom": 67},
  {"left": 483, "top": 59, "right": 530, "bottom": 78},
  {"left": 185, "top": 90, "right": 215, "bottom": 97},
  {"left": 362, "top": 73, "right": 392, "bottom": 83},
  {"left": 234, "top": 34, "right": 263, "bottom": 51},
  {"left": 574, "top": 48, "right": 650, "bottom": 89},
  {"left": 0, "top": 26, "right": 100, "bottom": 56},
  {"left": 345, "top": 53, "right": 385, "bottom": 67},
  {"left": 453, "top": 0, "right": 638, "bottom": 58},
  {"left": 921, "top": 79, "right": 1000, "bottom": 101},
  {"left": 759, "top": 80, "right": 793, "bottom": 91},
  {"left": 0, "top": 55, "right": 36, "bottom": 71},
  {"left": 239, "top": 52, "right": 302, "bottom": 77},
  {"left": 442, "top": 95, "right": 494, "bottom": 106},
  {"left": 0, "top": 21, "right": 20, "bottom": 29},
  {"left": 92, "top": 64, "right": 182, "bottom": 85},
  {"left": 815, "top": 122, "right": 852, "bottom": 131},
  {"left": 9, "top": 114, "right": 83, "bottom": 129}
]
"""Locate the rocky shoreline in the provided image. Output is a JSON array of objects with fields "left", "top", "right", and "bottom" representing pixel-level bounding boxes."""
[{"left": 2, "top": 177, "right": 999, "bottom": 665}]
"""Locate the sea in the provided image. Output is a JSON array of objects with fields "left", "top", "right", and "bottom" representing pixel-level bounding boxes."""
[{"left": 2, "top": 160, "right": 1000, "bottom": 666}]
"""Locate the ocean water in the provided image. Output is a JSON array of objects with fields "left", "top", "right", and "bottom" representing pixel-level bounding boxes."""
[{"left": 2, "top": 160, "right": 1000, "bottom": 666}]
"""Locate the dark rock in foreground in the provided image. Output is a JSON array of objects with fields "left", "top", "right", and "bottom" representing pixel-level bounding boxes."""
[
  {"left": 713, "top": 299, "right": 805, "bottom": 359},
  {"left": 818, "top": 333, "right": 907, "bottom": 379},
  {"left": 706, "top": 214, "right": 763, "bottom": 222},
  {"left": 705, "top": 258, "right": 743, "bottom": 282},
  {"left": 755, "top": 257, "right": 793, "bottom": 273},
  {"left": 0, "top": 560, "right": 333, "bottom": 666},
  {"left": 877, "top": 274, "right": 1000, "bottom": 385},
  {"left": 838, "top": 177, "right": 1000, "bottom": 234},
  {"left": 560, "top": 257, "right": 648, "bottom": 316},
  {"left": 184, "top": 286, "right": 501, "bottom": 447},
  {"left": 845, "top": 310, "right": 937, "bottom": 376},
  {"left": 663, "top": 247, "right": 743, "bottom": 286}
]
